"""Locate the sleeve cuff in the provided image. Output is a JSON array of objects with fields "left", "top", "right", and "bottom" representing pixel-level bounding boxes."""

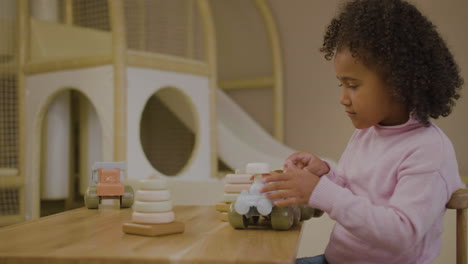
[{"left": 308, "top": 176, "right": 344, "bottom": 213}]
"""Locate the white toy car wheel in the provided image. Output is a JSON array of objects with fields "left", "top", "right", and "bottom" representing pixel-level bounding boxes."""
[
  {"left": 257, "top": 198, "right": 273, "bottom": 215},
  {"left": 234, "top": 198, "right": 250, "bottom": 215}
]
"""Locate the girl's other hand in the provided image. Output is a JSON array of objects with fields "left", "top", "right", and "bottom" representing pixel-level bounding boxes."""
[
  {"left": 284, "top": 152, "right": 330, "bottom": 176},
  {"left": 260, "top": 163, "right": 320, "bottom": 207}
]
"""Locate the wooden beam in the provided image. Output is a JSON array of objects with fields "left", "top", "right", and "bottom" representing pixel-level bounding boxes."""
[
  {"left": 127, "top": 50, "right": 210, "bottom": 76},
  {"left": 196, "top": 0, "right": 218, "bottom": 178},
  {"left": 0, "top": 64, "right": 17, "bottom": 74},
  {"left": 16, "top": 0, "right": 27, "bottom": 223},
  {"left": 0, "top": 168, "right": 19, "bottom": 177},
  {"left": 456, "top": 209, "right": 467, "bottom": 264},
  {"left": 24, "top": 55, "right": 113, "bottom": 74},
  {"left": 109, "top": 0, "right": 128, "bottom": 163},
  {"left": 0, "top": 215, "right": 24, "bottom": 227},
  {"left": 447, "top": 189, "right": 468, "bottom": 210},
  {"left": 186, "top": 0, "right": 194, "bottom": 59},
  {"left": 64, "top": 0, "right": 73, "bottom": 25},
  {"left": 0, "top": 175, "right": 24, "bottom": 187},
  {"left": 218, "top": 77, "right": 275, "bottom": 90},
  {"left": 255, "top": 0, "right": 284, "bottom": 142},
  {"left": 135, "top": 0, "right": 146, "bottom": 50}
]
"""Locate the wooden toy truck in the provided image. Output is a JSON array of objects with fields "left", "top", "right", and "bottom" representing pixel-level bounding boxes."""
[
  {"left": 228, "top": 167, "right": 323, "bottom": 230},
  {"left": 84, "top": 162, "right": 134, "bottom": 209}
]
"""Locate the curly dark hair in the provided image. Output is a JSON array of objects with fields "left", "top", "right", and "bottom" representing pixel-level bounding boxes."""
[{"left": 320, "top": 0, "right": 463, "bottom": 124}]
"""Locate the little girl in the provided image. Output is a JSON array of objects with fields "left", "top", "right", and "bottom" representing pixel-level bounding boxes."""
[{"left": 261, "top": 0, "right": 464, "bottom": 263}]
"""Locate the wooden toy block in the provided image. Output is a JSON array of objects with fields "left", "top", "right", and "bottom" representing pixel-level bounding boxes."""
[
  {"left": 224, "top": 183, "right": 251, "bottom": 193},
  {"left": 219, "top": 212, "right": 228, "bottom": 222},
  {"left": 225, "top": 174, "right": 253, "bottom": 184},
  {"left": 215, "top": 202, "right": 230, "bottom": 212},
  {"left": 123, "top": 221, "right": 185, "bottom": 237},
  {"left": 223, "top": 193, "right": 239, "bottom": 203}
]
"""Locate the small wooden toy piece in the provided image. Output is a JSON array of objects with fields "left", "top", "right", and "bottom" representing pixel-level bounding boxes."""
[
  {"left": 223, "top": 193, "right": 239, "bottom": 203},
  {"left": 122, "top": 175, "right": 184, "bottom": 236},
  {"left": 224, "top": 183, "right": 251, "bottom": 193},
  {"left": 122, "top": 222, "right": 184, "bottom": 237},
  {"left": 215, "top": 202, "right": 230, "bottom": 212},
  {"left": 218, "top": 212, "right": 228, "bottom": 222},
  {"left": 216, "top": 169, "right": 254, "bottom": 221},
  {"left": 84, "top": 162, "right": 134, "bottom": 209}
]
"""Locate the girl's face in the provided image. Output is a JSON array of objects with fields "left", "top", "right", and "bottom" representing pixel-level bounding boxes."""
[{"left": 334, "top": 48, "right": 409, "bottom": 129}]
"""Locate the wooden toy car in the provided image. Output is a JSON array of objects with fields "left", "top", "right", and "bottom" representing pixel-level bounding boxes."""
[
  {"left": 228, "top": 201, "right": 323, "bottom": 230},
  {"left": 228, "top": 163, "right": 323, "bottom": 230},
  {"left": 84, "top": 162, "right": 134, "bottom": 209}
]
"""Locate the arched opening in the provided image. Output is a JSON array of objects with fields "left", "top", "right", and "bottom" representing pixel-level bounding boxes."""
[
  {"left": 140, "top": 87, "right": 198, "bottom": 176},
  {"left": 40, "top": 89, "right": 102, "bottom": 216}
]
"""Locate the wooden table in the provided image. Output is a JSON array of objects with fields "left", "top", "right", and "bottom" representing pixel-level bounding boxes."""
[{"left": 0, "top": 206, "right": 304, "bottom": 264}]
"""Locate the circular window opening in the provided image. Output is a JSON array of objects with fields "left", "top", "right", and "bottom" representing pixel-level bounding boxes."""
[{"left": 140, "top": 87, "right": 198, "bottom": 176}]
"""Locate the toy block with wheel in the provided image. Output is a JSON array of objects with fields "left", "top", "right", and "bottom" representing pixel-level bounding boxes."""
[
  {"left": 84, "top": 162, "right": 134, "bottom": 209},
  {"left": 228, "top": 162, "right": 323, "bottom": 230},
  {"left": 122, "top": 175, "right": 184, "bottom": 236}
]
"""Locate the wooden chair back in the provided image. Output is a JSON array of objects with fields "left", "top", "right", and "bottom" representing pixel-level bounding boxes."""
[{"left": 446, "top": 188, "right": 468, "bottom": 264}]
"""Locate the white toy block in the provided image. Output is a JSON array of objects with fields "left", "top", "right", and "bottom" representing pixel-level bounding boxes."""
[{"left": 246, "top": 163, "right": 270, "bottom": 174}]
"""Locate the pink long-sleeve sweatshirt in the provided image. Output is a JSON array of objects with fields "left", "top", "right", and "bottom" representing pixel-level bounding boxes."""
[{"left": 309, "top": 117, "right": 464, "bottom": 264}]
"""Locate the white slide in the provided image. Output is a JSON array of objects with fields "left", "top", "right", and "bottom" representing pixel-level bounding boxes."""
[
  {"left": 158, "top": 88, "right": 334, "bottom": 173},
  {"left": 216, "top": 89, "right": 296, "bottom": 171}
]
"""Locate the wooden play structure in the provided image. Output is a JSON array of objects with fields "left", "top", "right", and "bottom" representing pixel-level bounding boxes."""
[{"left": 0, "top": 0, "right": 289, "bottom": 226}]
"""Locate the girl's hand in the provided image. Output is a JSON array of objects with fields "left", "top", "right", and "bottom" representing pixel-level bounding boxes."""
[
  {"left": 284, "top": 152, "right": 330, "bottom": 176},
  {"left": 260, "top": 163, "right": 320, "bottom": 207}
]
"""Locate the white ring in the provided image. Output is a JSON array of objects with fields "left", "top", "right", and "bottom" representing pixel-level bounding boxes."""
[
  {"left": 135, "top": 178, "right": 168, "bottom": 190},
  {"left": 133, "top": 200, "right": 173, "bottom": 213},
  {"left": 132, "top": 211, "right": 175, "bottom": 224},
  {"left": 135, "top": 190, "right": 170, "bottom": 201}
]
